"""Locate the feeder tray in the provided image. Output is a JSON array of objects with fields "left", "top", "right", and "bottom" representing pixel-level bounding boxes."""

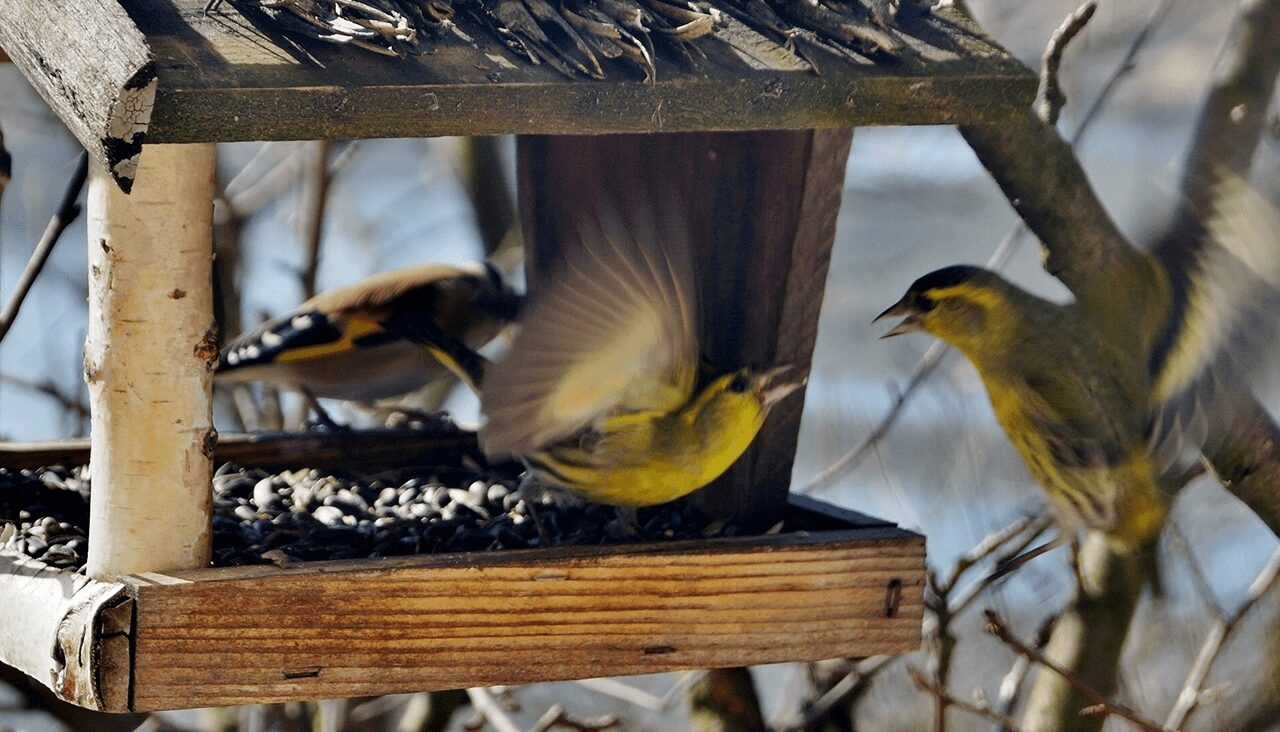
[{"left": 0, "top": 433, "right": 923, "bottom": 713}]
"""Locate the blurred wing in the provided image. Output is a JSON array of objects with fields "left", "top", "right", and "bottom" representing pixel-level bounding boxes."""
[
  {"left": 480, "top": 197, "right": 698, "bottom": 456},
  {"left": 1150, "top": 172, "right": 1280, "bottom": 405}
]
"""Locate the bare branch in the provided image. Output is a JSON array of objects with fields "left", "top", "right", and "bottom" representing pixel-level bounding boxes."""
[
  {"left": 465, "top": 688, "right": 521, "bottom": 732},
  {"left": 0, "top": 151, "right": 88, "bottom": 345},
  {"left": 783, "top": 655, "right": 893, "bottom": 731},
  {"left": 0, "top": 371, "right": 90, "bottom": 419},
  {"left": 1177, "top": 0, "right": 1280, "bottom": 209},
  {"left": 299, "top": 140, "right": 333, "bottom": 301},
  {"left": 1164, "top": 547, "right": 1280, "bottom": 730},
  {"left": 457, "top": 137, "right": 520, "bottom": 258},
  {"left": 527, "top": 704, "right": 619, "bottom": 732},
  {"left": 1036, "top": 2, "right": 1097, "bottom": 126},
  {"left": 984, "top": 610, "right": 1163, "bottom": 732},
  {"left": 996, "top": 615, "right": 1059, "bottom": 732},
  {"left": 908, "top": 666, "right": 1023, "bottom": 731},
  {"left": 689, "top": 668, "right": 766, "bottom": 732},
  {"left": 0, "top": 117, "right": 10, "bottom": 208}
]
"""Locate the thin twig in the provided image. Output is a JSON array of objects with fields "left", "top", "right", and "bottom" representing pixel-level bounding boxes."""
[
  {"left": 1036, "top": 1, "right": 1098, "bottom": 126},
  {"left": 798, "top": 0, "right": 1177, "bottom": 496},
  {"left": 527, "top": 704, "right": 619, "bottom": 732},
  {"left": 0, "top": 117, "right": 10, "bottom": 208},
  {"left": 786, "top": 656, "right": 892, "bottom": 731},
  {"left": 465, "top": 688, "right": 521, "bottom": 732},
  {"left": 908, "top": 666, "right": 1023, "bottom": 731},
  {"left": 0, "top": 151, "right": 88, "bottom": 345},
  {"left": 0, "top": 372, "right": 90, "bottom": 418},
  {"left": 984, "top": 610, "right": 1164, "bottom": 732},
  {"left": 1164, "top": 547, "right": 1280, "bottom": 730},
  {"left": 996, "top": 613, "right": 1058, "bottom": 731}
]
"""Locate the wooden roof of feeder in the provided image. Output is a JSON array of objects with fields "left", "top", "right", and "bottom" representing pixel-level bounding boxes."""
[{"left": 0, "top": 0, "right": 1034, "bottom": 190}]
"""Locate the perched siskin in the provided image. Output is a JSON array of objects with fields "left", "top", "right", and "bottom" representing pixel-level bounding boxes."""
[
  {"left": 877, "top": 173, "right": 1280, "bottom": 549},
  {"left": 217, "top": 262, "right": 521, "bottom": 402},
  {"left": 479, "top": 198, "right": 805, "bottom": 508}
]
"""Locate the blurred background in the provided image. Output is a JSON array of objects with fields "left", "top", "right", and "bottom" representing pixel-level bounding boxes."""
[{"left": 2, "top": 0, "right": 1279, "bottom": 729}]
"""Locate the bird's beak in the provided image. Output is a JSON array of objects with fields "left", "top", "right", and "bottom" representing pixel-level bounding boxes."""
[
  {"left": 874, "top": 297, "right": 924, "bottom": 339},
  {"left": 752, "top": 364, "right": 807, "bottom": 407}
]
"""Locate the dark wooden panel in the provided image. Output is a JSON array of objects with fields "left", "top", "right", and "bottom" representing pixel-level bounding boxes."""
[{"left": 517, "top": 130, "right": 850, "bottom": 530}]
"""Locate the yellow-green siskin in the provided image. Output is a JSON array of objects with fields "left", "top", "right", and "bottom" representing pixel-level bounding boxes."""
[
  {"left": 479, "top": 199, "right": 805, "bottom": 508},
  {"left": 217, "top": 262, "right": 521, "bottom": 401},
  {"left": 877, "top": 173, "right": 1280, "bottom": 550}
]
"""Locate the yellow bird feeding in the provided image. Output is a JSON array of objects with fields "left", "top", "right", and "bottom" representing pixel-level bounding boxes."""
[
  {"left": 877, "top": 173, "right": 1280, "bottom": 550},
  {"left": 217, "top": 262, "right": 521, "bottom": 401},
  {"left": 479, "top": 199, "right": 805, "bottom": 508}
]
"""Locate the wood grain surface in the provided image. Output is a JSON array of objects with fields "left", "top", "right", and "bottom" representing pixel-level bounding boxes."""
[
  {"left": 122, "top": 515, "right": 923, "bottom": 710},
  {"left": 137, "top": 1, "right": 1028, "bottom": 142},
  {"left": 0, "top": 1, "right": 154, "bottom": 190}
]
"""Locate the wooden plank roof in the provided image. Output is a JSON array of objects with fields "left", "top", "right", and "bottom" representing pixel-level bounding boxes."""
[{"left": 0, "top": 0, "right": 1034, "bottom": 190}]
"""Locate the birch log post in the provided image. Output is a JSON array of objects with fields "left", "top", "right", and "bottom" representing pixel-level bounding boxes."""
[{"left": 84, "top": 143, "right": 217, "bottom": 581}]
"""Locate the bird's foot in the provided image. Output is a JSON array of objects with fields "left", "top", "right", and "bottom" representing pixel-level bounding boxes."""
[
  {"left": 382, "top": 408, "right": 456, "bottom": 432},
  {"left": 301, "top": 388, "right": 349, "bottom": 432}
]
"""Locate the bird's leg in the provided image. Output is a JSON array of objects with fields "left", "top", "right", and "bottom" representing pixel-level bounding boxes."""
[
  {"left": 518, "top": 474, "right": 554, "bottom": 547},
  {"left": 299, "top": 387, "right": 347, "bottom": 432}
]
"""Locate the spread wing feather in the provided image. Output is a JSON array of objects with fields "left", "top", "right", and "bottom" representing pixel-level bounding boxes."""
[
  {"left": 1150, "top": 172, "right": 1280, "bottom": 404},
  {"left": 480, "top": 196, "right": 698, "bottom": 457},
  {"left": 1147, "top": 172, "right": 1280, "bottom": 475}
]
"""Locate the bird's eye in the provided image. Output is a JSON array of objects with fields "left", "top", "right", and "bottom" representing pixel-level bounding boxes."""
[
  {"left": 728, "top": 374, "right": 749, "bottom": 393},
  {"left": 915, "top": 293, "right": 936, "bottom": 312}
]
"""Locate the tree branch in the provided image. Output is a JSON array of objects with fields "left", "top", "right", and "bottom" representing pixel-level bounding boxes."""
[
  {"left": 1165, "top": 547, "right": 1280, "bottom": 730},
  {"left": 985, "top": 610, "right": 1163, "bottom": 732},
  {"left": 0, "top": 116, "right": 10, "bottom": 209},
  {"left": 1036, "top": 2, "right": 1097, "bottom": 126},
  {"left": 300, "top": 140, "right": 333, "bottom": 301},
  {"left": 908, "top": 666, "right": 1023, "bottom": 732},
  {"left": 0, "top": 151, "right": 88, "bottom": 344},
  {"left": 689, "top": 668, "right": 766, "bottom": 732},
  {"left": 1176, "top": 0, "right": 1280, "bottom": 209}
]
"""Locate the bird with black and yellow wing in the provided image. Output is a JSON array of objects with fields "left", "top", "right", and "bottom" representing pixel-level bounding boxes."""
[
  {"left": 217, "top": 261, "right": 521, "bottom": 409},
  {"left": 877, "top": 171, "right": 1280, "bottom": 551},
  {"left": 479, "top": 197, "right": 804, "bottom": 513}
]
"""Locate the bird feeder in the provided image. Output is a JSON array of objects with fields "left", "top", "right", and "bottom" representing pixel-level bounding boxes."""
[{"left": 0, "top": 0, "right": 1034, "bottom": 713}]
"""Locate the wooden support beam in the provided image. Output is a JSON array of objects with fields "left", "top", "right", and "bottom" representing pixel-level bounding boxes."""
[
  {"left": 84, "top": 143, "right": 217, "bottom": 581},
  {"left": 0, "top": 1, "right": 154, "bottom": 191},
  {"left": 0, "top": 553, "right": 131, "bottom": 711},
  {"left": 517, "top": 130, "right": 852, "bottom": 530}
]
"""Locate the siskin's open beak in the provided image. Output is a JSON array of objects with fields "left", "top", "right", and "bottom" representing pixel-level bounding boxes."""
[
  {"left": 874, "top": 297, "right": 925, "bottom": 339},
  {"left": 752, "top": 364, "right": 807, "bottom": 407}
]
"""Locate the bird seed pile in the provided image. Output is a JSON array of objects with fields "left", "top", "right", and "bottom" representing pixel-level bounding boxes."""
[
  {"left": 207, "top": 0, "right": 926, "bottom": 79},
  {"left": 0, "top": 459, "right": 739, "bottom": 572}
]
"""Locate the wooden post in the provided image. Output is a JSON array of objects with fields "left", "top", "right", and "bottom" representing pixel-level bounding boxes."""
[
  {"left": 85, "top": 143, "right": 217, "bottom": 580},
  {"left": 518, "top": 130, "right": 852, "bottom": 529}
]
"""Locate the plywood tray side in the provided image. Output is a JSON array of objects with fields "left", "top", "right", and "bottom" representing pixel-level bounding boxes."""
[{"left": 117, "top": 499, "right": 923, "bottom": 711}]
